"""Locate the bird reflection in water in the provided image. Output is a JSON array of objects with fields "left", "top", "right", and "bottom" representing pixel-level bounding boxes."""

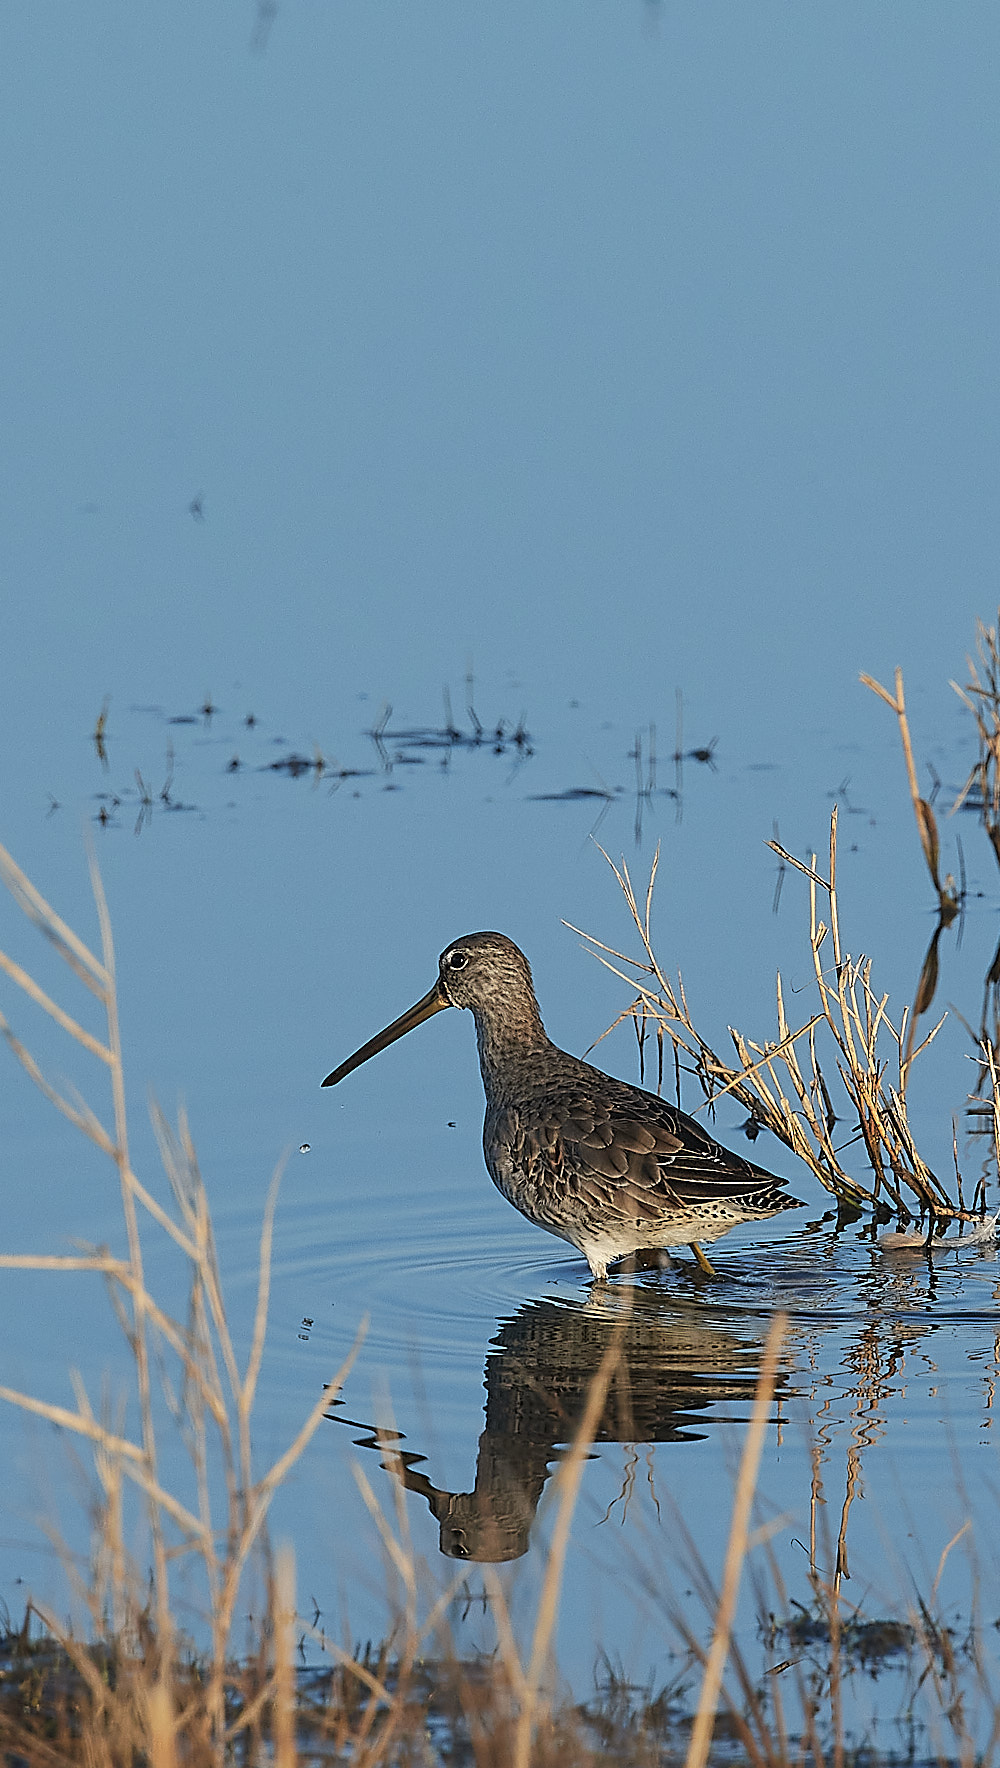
[{"left": 325, "top": 1285, "right": 792, "bottom": 1563}]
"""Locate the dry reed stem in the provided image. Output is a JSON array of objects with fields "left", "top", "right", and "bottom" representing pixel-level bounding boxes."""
[
  {"left": 638, "top": 1495, "right": 776, "bottom": 1768},
  {"left": 0, "top": 945, "right": 113, "bottom": 1060},
  {"left": 860, "top": 668, "right": 954, "bottom": 912},
  {"left": 0, "top": 1003, "right": 117, "bottom": 1151},
  {"left": 512, "top": 1324, "right": 625, "bottom": 1768},
  {"left": 931, "top": 1521, "right": 971, "bottom": 1605},
  {"left": 376, "top": 1396, "right": 421, "bottom": 1643},
  {"left": 984, "top": 1043, "right": 1000, "bottom": 1181},
  {"left": 0, "top": 840, "right": 109, "bottom": 992},
  {"left": 150, "top": 1105, "right": 243, "bottom": 1388},
  {"left": 0, "top": 1253, "right": 130, "bottom": 1274},
  {"left": 86, "top": 838, "right": 172, "bottom": 1656},
  {"left": 241, "top": 1161, "right": 285, "bottom": 1489},
  {"left": 951, "top": 612, "right": 1000, "bottom": 877},
  {"left": 146, "top": 1678, "right": 178, "bottom": 1768},
  {"left": 0, "top": 1253, "right": 231, "bottom": 1424},
  {"left": 354, "top": 1460, "right": 420, "bottom": 1599},
  {"left": 684, "top": 1313, "right": 787, "bottom": 1768},
  {"left": 339, "top": 1464, "right": 482, "bottom": 1767},
  {"left": 272, "top": 1545, "right": 296, "bottom": 1768}
]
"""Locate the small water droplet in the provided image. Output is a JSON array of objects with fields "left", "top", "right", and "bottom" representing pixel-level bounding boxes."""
[{"left": 299, "top": 1142, "right": 311, "bottom": 1153}]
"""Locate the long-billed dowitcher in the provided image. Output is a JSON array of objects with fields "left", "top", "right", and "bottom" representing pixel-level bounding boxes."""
[{"left": 322, "top": 932, "right": 802, "bottom": 1278}]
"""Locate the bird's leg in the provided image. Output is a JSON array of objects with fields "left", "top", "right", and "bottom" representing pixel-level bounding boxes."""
[{"left": 689, "top": 1241, "right": 718, "bottom": 1276}]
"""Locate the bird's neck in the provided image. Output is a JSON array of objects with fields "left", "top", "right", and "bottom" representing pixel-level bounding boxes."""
[{"left": 472, "top": 997, "right": 549, "bottom": 1094}]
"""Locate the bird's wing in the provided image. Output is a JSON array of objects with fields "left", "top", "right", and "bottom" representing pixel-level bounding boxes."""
[{"left": 533, "top": 1081, "right": 786, "bottom": 1219}]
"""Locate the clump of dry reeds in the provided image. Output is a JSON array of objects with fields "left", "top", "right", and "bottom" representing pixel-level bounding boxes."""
[
  {"left": 0, "top": 839, "right": 374, "bottom": 1764},
  {"left": 574, "top": 800, "right": 996, "bottom": 1224}
]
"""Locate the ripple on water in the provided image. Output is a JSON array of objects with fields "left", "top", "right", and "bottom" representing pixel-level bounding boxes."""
[
  {"left": 209, "top": 1180, "right": 1000, "bottom": 1396},
  {"left": 211, "top": 1181, "right": 589, "bottom": 1370},
  {"left": 196, "top": 1168, "right": 1000, "bottom": 1668}
]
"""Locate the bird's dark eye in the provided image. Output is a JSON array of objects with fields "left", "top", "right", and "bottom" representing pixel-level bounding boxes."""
[{"left": 447, "top": 950, "right": 469, "bottom": 971}]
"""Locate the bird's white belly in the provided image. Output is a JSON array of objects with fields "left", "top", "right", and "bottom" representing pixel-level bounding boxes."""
[{"left": 574, "top": 1208, "right": 749, "bottom": 1276}]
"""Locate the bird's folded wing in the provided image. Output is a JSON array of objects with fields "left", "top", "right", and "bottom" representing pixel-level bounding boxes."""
[{"left": 550, "top": 1094, "right": 783, "bottom": 1213}]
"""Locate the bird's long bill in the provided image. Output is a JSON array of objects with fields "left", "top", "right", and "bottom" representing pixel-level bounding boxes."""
[{"left": 321, "top": 979, "right": 451, "bottom": 1087}]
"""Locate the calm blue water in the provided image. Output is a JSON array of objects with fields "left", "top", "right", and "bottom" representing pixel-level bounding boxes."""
[
  {"left": 2, "top": 3, "right": 999, "bottom": 1753},
  {"left": 1, "top": 689, "right": 999, "bottom": 1757}
]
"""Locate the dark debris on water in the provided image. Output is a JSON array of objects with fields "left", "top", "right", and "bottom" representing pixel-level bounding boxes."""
[{"left": 77, "top": 689, "right": 724, "bottom": 843}]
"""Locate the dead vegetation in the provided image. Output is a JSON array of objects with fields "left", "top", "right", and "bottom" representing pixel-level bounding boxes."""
[{"left": 572, "top": 805, "right": 977, "bottom": 1224}]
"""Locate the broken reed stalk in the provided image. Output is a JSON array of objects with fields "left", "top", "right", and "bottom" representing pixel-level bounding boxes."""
[
  {"left": 0, "top": 839, "right": 365, "bottom": 1763},
  {"left": 572, "top": 808, "right": 975, "bottom": 1221},
  {"left": 952, "top": 610, "right": 1000, "bottom": 873},
  {"left": 861, "top": 667, "right": 957, "bottom": 918}
]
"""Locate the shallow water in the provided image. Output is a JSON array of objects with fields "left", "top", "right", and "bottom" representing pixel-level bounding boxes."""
[
  {"left": 2, "top": 689, "right": 999, "bottom": 1759},
  {"left": 3, "top": 6, "right": 999, "bottom": 1753}
]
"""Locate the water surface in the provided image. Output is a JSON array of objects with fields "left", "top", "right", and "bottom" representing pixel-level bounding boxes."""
[{"left": 2, "top": 5, "right": 999, "bottom": 1754}]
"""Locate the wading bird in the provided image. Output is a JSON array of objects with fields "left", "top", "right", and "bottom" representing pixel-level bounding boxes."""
[{"left": 322, "top": 932, "right": 801, "bottom": 1279}]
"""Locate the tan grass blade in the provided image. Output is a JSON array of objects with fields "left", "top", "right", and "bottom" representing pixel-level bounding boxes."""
[
  {"left": 145, "top": 1679, "right": 178, "bottom": 1768},
  {"left": 685, "top": 1313, "right": 787, "bottom": 1768},
  {"left": 0, "top": 946, "right": 112, "bottom": 1061},
  {"left": 861, "top": 669, "right": 955, "bottom": 911},
  {"left": 0, "top": 1006, "right": 116, "bottom": 1152},
  {"left": 272, "top": 1544, "right": 297, "bottom": 1768},
  {"left": 0, "top": 839, "right": 109, "bottom": 994},
  {"left": 512, "top": 1324, "right": 625, "bottom": 1768}
]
